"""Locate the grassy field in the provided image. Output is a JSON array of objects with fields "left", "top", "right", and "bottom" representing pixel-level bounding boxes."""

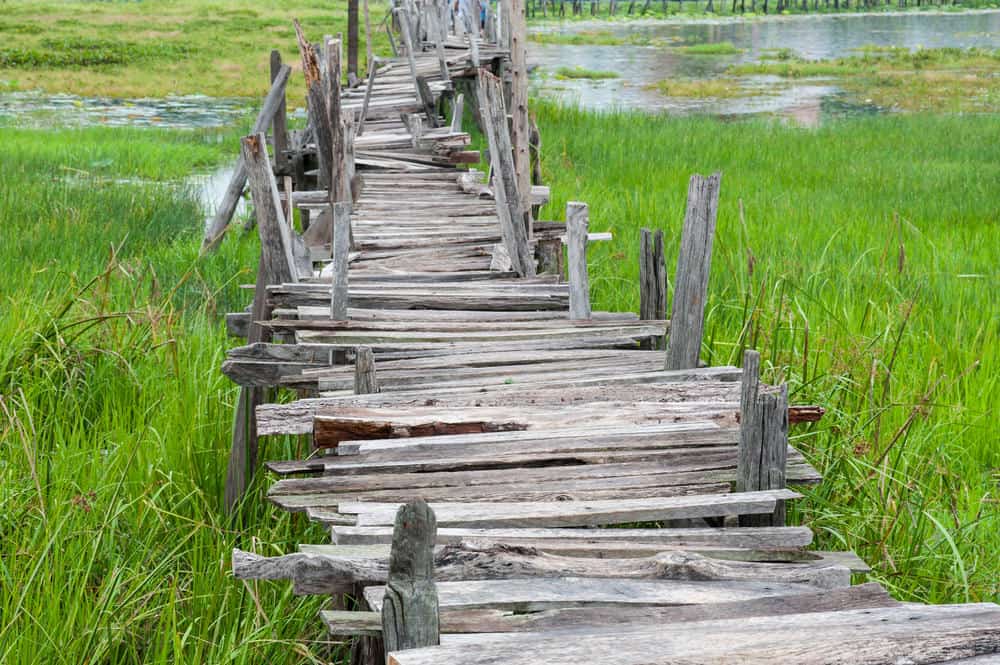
[
  {"left": 534, "top": 104, "right": 999, "bottom": 603},
  {"left": 0, "top": 0, "right": 389, "bottom": 98},
  {"left": 0, "top": 126, "right": 342, "bottom": 663}
]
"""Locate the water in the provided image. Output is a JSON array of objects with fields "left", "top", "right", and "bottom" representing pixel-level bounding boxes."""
[
  {"left": 530, "top": 9, "right": 1000, "bottom": 120},
  {"left": 0, "top": 91, "right": 249, "bottom": 129}
]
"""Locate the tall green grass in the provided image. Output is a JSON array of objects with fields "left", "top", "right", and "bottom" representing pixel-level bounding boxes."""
[
  {"left": 0, "top": 127, "right": 338, "bottom": 664},
  {"left": 535, "top": 104, "right": 999, "bottom": 603}
]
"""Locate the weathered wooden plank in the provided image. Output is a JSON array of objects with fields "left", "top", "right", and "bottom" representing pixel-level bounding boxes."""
[
  {"left": 387, "top": 604, "right": 1000, "bottom": 665},
  {"left": 324, "top": 582, "right": 895, "bottom": 636},
  {"left": 330, "top": 202, "right": 352, "bottom": 320},
  {"left": 330, "top": 490, "right": 801, "bottom": 528}
]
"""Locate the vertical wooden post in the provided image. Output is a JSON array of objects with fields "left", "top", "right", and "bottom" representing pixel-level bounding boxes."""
[
  {"left": 566, "top": 202, "right": 591, "bottom": 320},
  {"left": 639, "top": 228, "right": 667, "bottom": 349},
  {"left": 450, "top": 93, "right": 465, "bottom": 132},
  {"left": 508, "top": 0, "right": 532, "bottom": 240},
  {"left": 665, "top": 172, "right": 722, "bottom": 370},
  {"left": 270, "top": 51, "right": 289, "bottom": 173},
  {"left": 330, "top": 201, "right": 352, "bottom": 321},
  {"left": 225, "top": 133, "right": 298, "bottom": 513},
  {"left": 433, "top": 0, "right": 451, "bottom": 84},
  {"left": 294, "top": 21, "right": 335, "bottom": 196},
  {"left": 348, "top": 0, "right": 360, "bottom": 81},
  {"left": 476, "top": 69, "right": 535, "bottom": 278},
  {"left": 325, "top": 37, "right": 346, "bottom": 204},
  {"left": 354, "top": 346, "right": 380, "bottom": 394},
  {"left": 363, "top": 0, "right": 374, "bottom": 72},
  {"left": 381, "top": 500, "right": 440, "bottom": 655},
  {"left": 737, "top": 350, "right": 789, "bottom": 527}
]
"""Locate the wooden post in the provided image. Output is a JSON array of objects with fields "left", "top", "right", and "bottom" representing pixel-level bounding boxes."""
[
  {"left": 381, "top": 500, "right": 440, "bottom": 655},
  {"left": 566, "top": 202, "right": 591, "bottom": 320},
  {"left": 330, "top": 201, "right": 352, "bottom": 321},
  {"left": 325, "top": 37, "right": 346, "bottom": 204},
  {"left": 506, "top": 0, "right": 533, "bottom": 239},
  {"left": 357, "top": 56, "right": 379, "bottom": 136},
  {"left": 639, "top": 228, "right": 667, "bottom": 349},
  {"left": 737, "top": 351, "right": 789, "bottom": 527},
  {"left": 294, "top": 21, "right": 335, "bottom": 195},
  {"left": 396, "top": 8, "right": 439, "bottom": 127},
  {"left": 354, "top": 346, "right": 380, "bottom": 394},
  {"left": 665, "top": 172, "right": 722, "bottom": 370},
  {"left": 225, "top": 133, "right": 298, "bottom": 513},
  {"left": 201, "top": 64, "right": 291, "bottom": 252},
  {"left": 476, "top": 69, "right": 535, "bottom": 277},
  {"left": 450, "top": 93, "right": 464, "bottom": 133},
  {"left": 270, "top": 51, "right": 289, "bottom": 173},
  {"left": 362, "top": 0, "right": 374, "bottom": 72},
  {"left": 348, "top": 0, "right": 360, "bottom": 81},
  {"left": 432, "top": 0, "right": 451, "bottom": 84}
]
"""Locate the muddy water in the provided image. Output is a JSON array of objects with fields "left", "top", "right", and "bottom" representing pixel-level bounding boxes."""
[{"left": 530, "top": 9, "right": 1000, "bottom": 121}]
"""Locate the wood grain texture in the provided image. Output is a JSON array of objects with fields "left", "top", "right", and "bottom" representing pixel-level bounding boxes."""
[{"left": 382, "top": 499, "right": 440, "bottom": 653}]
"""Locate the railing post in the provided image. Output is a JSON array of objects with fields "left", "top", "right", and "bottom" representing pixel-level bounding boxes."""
[
  {"left": 330, "top": 201, "right": 352, "bottom": 321},
  {"left": 737, "top": 350, "right": 789, "bottom": 527},
  {"left": 381, "top": 499, "right": 440, "bottom": 656},
  {"left": 665, "top": 172, "right": 721, "bottom": 370},
  {"left": 639, "top": 227, "right": 666, "bottom": 349},
  {"left": 566, "top": 202, "right": 591, "bottom": 320}
]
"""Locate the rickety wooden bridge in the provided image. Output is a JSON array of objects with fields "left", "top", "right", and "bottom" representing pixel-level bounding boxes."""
[{"left": 204, "top": 1, "right": 1000, "bottom": 663}]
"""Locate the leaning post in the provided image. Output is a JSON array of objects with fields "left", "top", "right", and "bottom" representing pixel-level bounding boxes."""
[
  {"left": 664, "top": 172, "right": 722, "bottom": 370},
  {"left": 381, "top": 500, "right": 440, "bottom": 656}
]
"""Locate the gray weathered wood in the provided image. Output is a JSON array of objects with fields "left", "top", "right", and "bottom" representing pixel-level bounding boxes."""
[
  {"left": 354, "top": 346, "right": 380, "bottom": 394},
  {"left": 665, "top": 172, "right": 722, "bottom": 370},
  {"left": 270, "top": 50, "right": 289, "bottom": 173},
  {"left": 736, "top": 349, "right": 762, "bottom": 495},
  {"left": 395, "top": 9, "right": 437, "bottom": 127},
  {"left": 639, "top": 228, "right": 666, "bottom": 349},
  {"left": 357, "top": 56, "right": 379, "bottom": 136},
  {"left": 201, "top": 64, "right": 291, "bottom": 252},
  {"left": 294, "top": 20, "right": 335, "bottom": 197},
  {"left": 224, "top": 133, "right": 298, "bottom": 512},
  {"left": 330, "top": 201, "right": 352, "bottom": 320},
  {"left": 477, "top": 69, "right": 534, "bottom": 277},
  {"left": 450, "top": 93, "right": 464, "bottom": 133},
  {"left": 382, "top": 499, "right": 440, "bottom": 654},
  {"left": 737, "top": 351, "right": 789, "bottom": 527},
  {"left": 566, "top": 201, "right": 590, "bottom": 320},
  {"left": 386, "top": 604, "right": 1000, "bottom": 665}
]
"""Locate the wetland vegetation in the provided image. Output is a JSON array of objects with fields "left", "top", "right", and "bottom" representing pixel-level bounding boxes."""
[{"left": 0, "top": 2, "right": 997, "bottom": 664}]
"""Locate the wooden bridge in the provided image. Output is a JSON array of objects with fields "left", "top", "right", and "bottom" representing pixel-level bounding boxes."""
[{"left": 204, "top": 1, "right": 1000, "bottom": 663}]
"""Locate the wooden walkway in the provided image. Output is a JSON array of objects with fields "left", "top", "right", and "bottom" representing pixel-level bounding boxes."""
[{"left": 211, "top": 2, "right": 1000, "bottom": 663}]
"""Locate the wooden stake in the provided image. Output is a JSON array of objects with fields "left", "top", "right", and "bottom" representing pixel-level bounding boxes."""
[
  {"left": 737, "top": 351, "right": 789, "bottom": 527},
  {"left": 330, "top": 201, "right": 352, "bottom": 321},
  {"left": 665, "top": 172, "right": 722, "bottom": 370},
  {"left": 357, "top": 56, "right": 379, "bottom": 136},
  {"left": 270, "top": 51, "right": 289, "bottom": 173},
  {"left": 506, "top": 0, "right": 533, "bottom": 239},
  {"left": 354, "top": 346, "right": 380, "bottom": 394},
  {"left": 639, "top": 228, "right": 666, "bottom": 349},
  {"left": 450, "top": 93, "right": 465, "bottom": 133},
  {"left": 348, "top": 0, "right": 360, "bottom": 80},
  {"left": 363, "top": 0, "right": 374, "bottom": 72},
  {"left": 381, "top": 500, "right": 440, "bottom": 655},
  {"left": 566, "top": 201, "right": 591, "bottom": 320}
]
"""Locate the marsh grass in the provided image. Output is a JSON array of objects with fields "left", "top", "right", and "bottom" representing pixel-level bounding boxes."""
[
  {"left": 730, "top": 46, "right": 1000, "bottom": 110},
  {"left": 0, "top": 125, "right": 341, "bottom": 664},
  {"left": 645, "top": 76, "right": 762, "bottom": 97},
  {"left": 0, "top": 0, "right": 391, "bottom": 98},
  {"left": 534, "top": 103, "right": 999, "bottom": 603},
  {"left": 554, "top": 66, "right": 619, "bottom": 79}
]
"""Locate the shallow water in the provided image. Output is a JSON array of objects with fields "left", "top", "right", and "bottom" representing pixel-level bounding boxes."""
[
  {"left": 530, "top": 9, "right": 1000, "bottom": 120},
  {"left": 0, "top": 91, "right": 250, "bottom": 129}
]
